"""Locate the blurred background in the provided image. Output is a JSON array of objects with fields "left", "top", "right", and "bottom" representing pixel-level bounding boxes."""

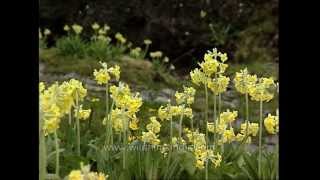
[{"left": 39, "top": 0, "right": 278, "bottom": 74}]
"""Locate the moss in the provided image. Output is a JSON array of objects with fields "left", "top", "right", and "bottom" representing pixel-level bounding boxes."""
[{"left": 39, "top": 48, "right": 183, "bottom": 90}]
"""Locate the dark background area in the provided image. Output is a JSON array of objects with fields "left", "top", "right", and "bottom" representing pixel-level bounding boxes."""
[{"left": 39, "top": 0, "right": 278, "bottom": 72}]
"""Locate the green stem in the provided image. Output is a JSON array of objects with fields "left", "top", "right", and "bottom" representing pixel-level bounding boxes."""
[
  {"left": 205, "top": 159, "right": 208, "bottom": 180},
  {"left": 179, "top": 113, "right": 184, "bottom": 141},
  {"left": 204, "top": 84, "right": 209, "bottom": 145},
  {"left": 245, "top": 93, "right": 250, "bottom": 136},
  {"left": 39, "top": 117, "right": 47, "bottom": 180},
  {"left": 106, "top": 83, "right": 109, "bottom": 117},
  {"left": 218, "top": 93, "right": 223, "bottom": 152},
  {"left": 68, "top": 109, "right": 72, "bottom": 125},
  {"left": 54, "top": 130, "right": 60, "bottom": 178},
  {"left": 75, "top": 92, "right": 81, "bottom": 156},
  {"left": 123, "top": 118, "right": 127, "bottom": 169},
  {"left": 143, "top": 45, "right": 149, "bottom": 59},
  {"left": 213, "top": 94, "right": 217, "bottom": 149},
  {"left": 258, "top": 100, "right": 263, "bottom": 179},
  {"left": 205, "top": 84, "right": 209, "bottom": 180}
]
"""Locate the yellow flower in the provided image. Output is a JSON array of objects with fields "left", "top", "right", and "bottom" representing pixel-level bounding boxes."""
[
  {"left": 115, "top": 32, "right": 126, "bottom": 44},
  {"left": 190, "top": 68, "right": 206, "bottom": 86},
  {"left": 64, "top": 25, "right": 70, "bottom": 31},
  {"left": 175, "top": 86, "right": 196, "bottom": 105},
  {"left": 211, "top": 153, "right": 222, "bottom": 168},
  {"left": 200, "top": 10, "right": 207, "bottom": 18},
  {"left": 129, "top": 116, "right": 139, "bottom": 130},
  {"left": 144, "top": 39, "right": 152, "bottom": 45},
  {"left": 75, "top": 105, "right": 91, "bottom": 120},
  {"left": 240, "top": 122, "right": 259, "bottom": 136},
  {"left": 68, "top": 79, "right": 87, "bottom": 101},
  {"left": 234, "top": 68, "right": 257, "bottom": 94},
  {"left": 150, "top": 51, "right": 163, "bottom": 58},
  {"left": 128, "top": 135, "right": 137, "bottom": 143},
  {"left": 207, "top": 75, "right": 230, "bottom": 95},
  {"left": 195, "top": 159, "right": 205, "bottom": 169},
  {"left": 72, "top": 24, "right": 83, "bottom": 34},
  {"left": 249, "top": 77, "right": 275, "bottom": 102},
  {"left": 111, "top": 108, "right": 127, "bottom": 132},
  {"left": 221, "top": 128, "right": 236, "bottom": 143},
  {"left": 199, "top": 57, "right": 219, "bottom": 77},
  {"left": 68, "top": 170, "right": 82, "bottom": 180},
  {"left": 158, "top": 105, "right": 170, "bottom": 121},
  {"left": 141, "top": 131, "right": 160, "bottom": 145},
  {"left": 39, "top": 82, "right": 45, "bottom": 93},
  {"left": 219, "top": 109, "right": 238, "bottom": 123},
  {"left": 94, "top": 69, "right": 110, "bottom": 85},
  {"left": 92, "top": 22, "right": 100, "bottom": 30},
  {"left": 146, "top": 116, "right": 161, "bottom": 134},
  {"left": 264, "top": 113, "right": 279, "bottom": 134},
  {"left": 44, "top": 28, "right": 51, "bottom": 36},
  {"left": 107, "top": 65, "right": 121, "bottom": 81},
  {"left": 130, "top": 47, "right": 142, "bottom": 58}
]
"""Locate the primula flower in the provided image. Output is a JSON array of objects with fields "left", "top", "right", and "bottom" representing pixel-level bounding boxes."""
[
  {"left": 74, "top": 105, "right": 91, "bottom": 120},
  {"left": 92, "top": 22, "right": 100, "bottom": 30},
  {"left": 130, "top": 47, "right": 142, "bottom": 58},
  {"left": 44, "top": 28, "right": 51, "bottom": 36},
  {"left": 72, "top": 24, "right": 83, "bottom": 34},
  {"left": 146, "top": 116, "right": 161, "bottom": 134},
  {"left": 93, "top": 62, "right": 121, "bottom": 84},
  {"left": 249, "top": 77, "right": 275, "bottom": 102},
  {"left": 219, "top": 109, "right": 238, "bottom": 123},
  {"left": 207, "top": 75, "right": 230, "bottom": 95},
  {"left": 129, "top": 116, "right": 139, "bottom": 130},
  {"left": 141, "top": 131, "right": 160, "bottom": 145},
  {"left": 144, "top": 39, "right": 152, "bottom": 45},
  {"left": 234, "top": 68, "right": 258, "bottom": 94},
  {"left": 264, "top": 113, "right": 279, "bottom": 134},
  {"left": 221, "top": 128, "right": 236, "bottom": 143},
  {"left": 150, "top": 51, "right": 163, "bottom": 58},
  {"left": 115, "top": 32, "right": 126, "bottom": 44},
  {"left": 63, "top": 25, "right": 70, "bottom": 31},
  {"left": 240, "top": 122, "right": 259, "bottom": 136}
]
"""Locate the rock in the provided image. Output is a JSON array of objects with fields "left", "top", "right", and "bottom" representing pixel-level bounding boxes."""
[{"left": 154, "top": 96, "right": 170, "bottom": 104}]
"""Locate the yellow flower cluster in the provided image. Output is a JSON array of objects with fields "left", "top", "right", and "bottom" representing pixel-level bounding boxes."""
[
  {"left": 234, "top": 68, "right": 257, "bottom": 94},
  {"left": 68, "top": 163, "right": 108, "bottom": 180},
  {"left": 207, "top": 110, "right": 239, "bottom": 144},
  {"left": 40, "top": 79, "right": 87, "bottom": 136},
  {"left": 142, "top": 116, "right": 161, "bottom": 145},
  {"left": 264, "top": 113, "right": 279, "bottom": 134},
  {"left": 146, "top": 116, "right": 161, "bottom": 134},
  {"left": 109, "top": 83, "right": 143, "bottom": 132},
  {"left": 90, "top": 22, "right": 111, "bottom": 42},
  {"left": 249, "top": 77, "right": 275, "bottom": 102},
  {"left": 93, "top": 62, "right": 120, "bottom": 85},
  {"left": 144, "top": 39, "right": 152, "bottom": 45},
  {"left": 158, "top": 105, "right": 193, "bottom": 121},
  {"left": 150, "top": 51, "right": 163, "bottom": 58},
  {"left": 207, "top": 75, "right": 230, "bottom": 95},
  {"left": 190, "top": 48, "right": 229, "bottom": 86},
  {"left": 185, "top": 129, "right": 222, "bottom": 169},
  {"left": 44, "top": 28, "right": 51, "bottom": 36},
  {"left": 220, "top": 109, "right": 238, "bottom": 123},
  {"left": 64, "top": 25, "right": 70, "bottom": 31},
  {"left": 71, "top": 24, "right": 83, "bottom": 34},
  {"left": 240, "top": 122, "right": 259, "bottom": 136},
  {"left": 130, "top": 47, "right": 142, "bottom": 58},
  {"left": 74, "top": 105, "right": 91, "bottom": 120},
  {"left": 115, "top": 32, "right": 126, "bottom": 44},
  {"left": 141, "top": 131, "right": 160, "bottom": 145},
  {"left": 175, "top": 86, "right": 196, "bottom": 105}
]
